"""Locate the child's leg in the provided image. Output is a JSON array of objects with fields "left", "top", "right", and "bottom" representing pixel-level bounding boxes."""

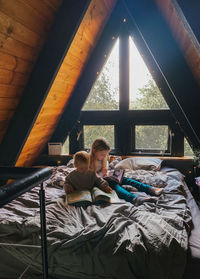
[
  {"left": 121, "top": 177, "right": 151, "bottom": 193},
  {"left": 121, "top": 177, "right": 163, "bottom": 196},
  {"left": 109, "top": 180, "right": 157, "bottom": 205},
  {"left": 109, "top": 180, "right": 136, "bottom": 203}
]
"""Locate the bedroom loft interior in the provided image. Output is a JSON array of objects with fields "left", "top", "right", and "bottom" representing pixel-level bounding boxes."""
[
  {"left": 0, "top": 1, "right": 200, "bottom": 279},
  {"left": 0, "top": 0, "right": 200, "bottom": 169}
]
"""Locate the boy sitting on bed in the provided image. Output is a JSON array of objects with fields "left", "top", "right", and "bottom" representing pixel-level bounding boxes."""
[{"left": 63, "top": 151, "right": 112, "bottom": 194}]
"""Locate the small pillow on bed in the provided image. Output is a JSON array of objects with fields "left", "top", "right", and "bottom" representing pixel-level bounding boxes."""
[{"left": 115, "top": 157, "right": 163, "bottom": 171}]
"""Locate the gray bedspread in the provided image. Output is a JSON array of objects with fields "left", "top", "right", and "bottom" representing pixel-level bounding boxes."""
[{"left": 0, "top": 166, "right": 192, "bottom": 279}]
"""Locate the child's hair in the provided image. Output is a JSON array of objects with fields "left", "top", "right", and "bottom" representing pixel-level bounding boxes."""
[
  {"left": 91, "top": 137, "right": 110, "bottom": 152},
  {"left": 73, "top": 151, "right": 89, "bottom": 168},
  {"left": 89, "top": 138, "right": 110, "bottom": 172}
]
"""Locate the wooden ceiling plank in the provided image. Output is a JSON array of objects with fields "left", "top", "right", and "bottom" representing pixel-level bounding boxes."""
[
  {"left": 0, "top": 10, "right": 43, "bottom": 48},
  {"left": 0, "top": 68, "right": 13, "bottom": 84},
  {"left": 0, "top": 98, "right": 19, "bottom": 109},
  {"left": 156, "top": 0, "right": 200, "bottom": 87},
  {"left": 0, "top": 51, "right": 34, "bottom": 74},
  {"left": 103, "top": 0, "right": 117, "bottom": 10},
  {"left": 0, "top": 69, "right": 30, "bottom": 86},
  {"left": 43, "top": 0, "right": 63, "bottom": 13},
  {"left": 0, "top": 0, "right": 51, "bottom": 36},
  {"left": 0, "top": 110, "right": 14, "bottom": 119},
  {"left": 176, "top": 0, "right": 200, "bottom": 42},
  {"left": 20, "top": 0, "right": 56, "bottom": 23},
  {"left": 0, "top": 0, "right": 91, "bottom": 166},
  {"left": 0, "top": 33, "right": 39, "bottom": 62},
  {"left": 124, "top": 0, "right": 200, "bottom": 148},
  {"left": 34, "top": 113, "right": 62, "bottom": 124}
]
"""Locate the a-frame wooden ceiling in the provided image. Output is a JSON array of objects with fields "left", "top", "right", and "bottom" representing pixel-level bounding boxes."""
[
  {"left": 0, "top": 0, "right": 117, "bottom": 166},
  {"left": 0, "top": 0, "right": 200, "bottom": 167}
]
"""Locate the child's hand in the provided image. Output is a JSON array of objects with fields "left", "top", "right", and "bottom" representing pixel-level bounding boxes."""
[
  {"left": 66, "top": 185, "right": 74, "bottom": 194},
  {"left": 104, "top": 185, "right": 113, "bottom": 193},
  {"left": 101, "top": 168, "right": 108, "bottom": 177}
]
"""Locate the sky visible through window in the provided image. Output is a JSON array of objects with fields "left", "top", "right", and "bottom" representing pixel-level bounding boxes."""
[
  {"left": 92, "top": 36, "right": 157, "bottom": 102},
  {"left": 129, "top": 36, "right": 151, "bottom": 102},
  {"left": 83, "top": 36, "right": 168, "bottom": 110},
  {"left": 82, "top": 39, "right": 119, "bottom": 110}
]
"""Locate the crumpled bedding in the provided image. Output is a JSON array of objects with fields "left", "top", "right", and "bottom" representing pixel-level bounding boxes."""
[
  {"left": 125, "top": 169, "right": 168, "bottom": 188},
  {"left": 0, "top": 166, "right": 192, "bottom": 279}
]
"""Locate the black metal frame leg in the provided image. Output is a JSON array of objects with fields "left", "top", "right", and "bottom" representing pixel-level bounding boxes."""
[{"left": 40, "top": 182, "right": 48, "bottom": 279}]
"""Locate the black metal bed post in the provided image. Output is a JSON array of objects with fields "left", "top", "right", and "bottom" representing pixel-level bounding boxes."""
[{"left": 39, "top": 182, "right": 48, "bottom": 279}]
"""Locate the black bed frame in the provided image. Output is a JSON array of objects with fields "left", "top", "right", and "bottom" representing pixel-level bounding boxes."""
[{"left": 0, "top": 166, "right": 52, "bottom": 279}]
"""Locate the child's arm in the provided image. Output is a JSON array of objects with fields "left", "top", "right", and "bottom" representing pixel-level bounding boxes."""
[
  {"left": 64, "top": 176, "right": 75, "bottom": 194},
  {"left": 100, "top": 156, "right": 109, "bottom": 177},
  {"left": 103, "top": 184, "right": 113, "bottom": 193},
  {"left": 64, "top": 184, "right": 74, "bottom": 194},
  {"left": 94, "top": 174, "right": 112, "bottom": 193},
  {"left": 101, "top": 167, "right": 108, "bottom": 177}
]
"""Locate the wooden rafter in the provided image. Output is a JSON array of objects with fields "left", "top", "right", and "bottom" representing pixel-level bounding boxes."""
[
  {"left": 176, "top": 0, "right": 200, "bottom": 42},
  {"left": 50, "top": 1, "right": 127, "bottom": 144}
]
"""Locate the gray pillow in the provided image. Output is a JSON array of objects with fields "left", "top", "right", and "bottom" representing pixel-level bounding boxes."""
[{"left": 115, "top": 157, "right": 162, "bottom": 171}]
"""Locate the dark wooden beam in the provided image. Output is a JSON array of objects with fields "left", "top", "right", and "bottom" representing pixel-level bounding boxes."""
[
  {"left": 50, "top": 1, "right": 128, "bottom": 143},
  {"left": 127, "top": 22, "right": 186, "bottom": 155},
  {"left": 80, "top": 110, "right": 172, "bottom": 125},
  {"left": 123, "top": 0, "right": 200, "bottom": 149},
  {"left": 119, "top": 30, "right": 129, "bottom": 111},
  {"left": 0, "top": 0, "right": 91, "bottom": 166},
  {"left": 125, "top": 13, "right": 185, "bottom": 155},
  {"left": 176, "top": 0, "right": 200, "bottom": 43}
]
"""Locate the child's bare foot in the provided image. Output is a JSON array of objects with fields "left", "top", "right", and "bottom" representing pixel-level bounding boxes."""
[{"left": 149, "top": 187, "right": 163, "bottom": 196}]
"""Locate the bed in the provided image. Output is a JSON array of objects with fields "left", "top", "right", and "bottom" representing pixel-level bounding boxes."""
[{"left": 0, "top": 157, "right": 200, "bottom": 279}]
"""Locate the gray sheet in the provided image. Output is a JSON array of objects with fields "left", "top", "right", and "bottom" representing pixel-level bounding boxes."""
[{"left": 0, "top": 166, "right": 192, "bottom": 279}]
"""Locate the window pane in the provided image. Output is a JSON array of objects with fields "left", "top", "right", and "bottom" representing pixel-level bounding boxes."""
[
  {"left": 129, "top": 37, "right": 169, "bottom": 110},
  {"left": 62, "top": 137, "right": 69, "bottom": 154},
  {"left": 135, "top": 125, "right": 168, "bottom": 150},
  {"left": 84, "top": 125, "right": 114, "bottom": 149},
  {"left": 82, "top": 39, "right": 119, "bottom": 111},
  {"left": 184, "top": 138, "right": 193, "bottom": 156}
]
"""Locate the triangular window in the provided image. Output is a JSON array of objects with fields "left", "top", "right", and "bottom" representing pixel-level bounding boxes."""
[
  {"left": 82, "top": 39, "right": 119, "bottom": 110},
  {"left": 184, "top": 138, "right": 193, "bottom": 156},
  {"left": 129, "top": 37, "right": 169, "bottom": 110}
]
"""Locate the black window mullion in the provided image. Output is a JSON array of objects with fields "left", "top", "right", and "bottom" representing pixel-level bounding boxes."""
[
  {"left": 69, "top": 122, "right": 83, "bottom": 154},
  {"left": 115, "top": 122, "right": 132, "bottom": 155},
  {"left": 119, "top": 30, "right": 129, "bottom": 112},
  {"left": 117, "top": 30, "right": 131, "bottom": 154},
  {"left": 169, "top": 120, "right": 184, "bottom": 156}
]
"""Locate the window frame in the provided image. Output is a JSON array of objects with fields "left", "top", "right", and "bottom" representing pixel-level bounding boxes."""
[
  {"left": 83, "top": 124, "right": 115, "bottom": 150},
  {"left": 68, "top": 30, "right": 185, "bottom": 156},
  {"left": 133, "top": 124, "right": 171, "bottom": 155}
]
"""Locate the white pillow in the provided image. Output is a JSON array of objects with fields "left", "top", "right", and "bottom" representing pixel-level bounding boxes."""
[{"left": 115, "top": 157, "right": 162, "bottom": 171}]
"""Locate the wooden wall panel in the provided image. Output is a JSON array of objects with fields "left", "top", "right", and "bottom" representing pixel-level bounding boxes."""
[
  {"left": 0, "top": 0, "right": 52, "bottom": 35},
  {"left": 0, "top": 52, "right": 34, "bottom": 73},
  {"left": 0, "top": 0, "right": 62, "bottom": 146},
  {"left": 43, "top": 0, "right": 63, "bottom": 12},
  {"left": 20, "top": 0, "right": 56, "bottom": 22},
  {"left": 0, "top": 10, "right": 43, "bottom": 48},
  {"left": 0, "top": 84, "right": 24, "bottom": 97},
  {"left": 16, "top": 0, "right": 117, "bottom": 166},
  {"left": 156, "top": 0, "right": 200, "bottom": 87}
]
